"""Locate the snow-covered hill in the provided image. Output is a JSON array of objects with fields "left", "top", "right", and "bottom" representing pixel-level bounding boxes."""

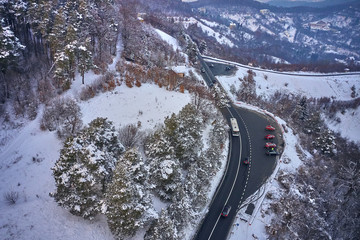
[{"left": 182, "top": 1, "right": 360, "bottom": 65}]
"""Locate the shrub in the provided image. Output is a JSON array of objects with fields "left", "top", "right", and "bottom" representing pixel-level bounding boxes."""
[
  {"left": 4, "top": 191, "right": 19, "bottom": 205},
  {"left": 40, "top": 97, "right": 83, "bottom": 139}
]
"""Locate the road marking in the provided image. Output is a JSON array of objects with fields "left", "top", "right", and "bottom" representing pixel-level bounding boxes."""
[
  {"left": 208, "top": 106, "right": 242, "bottom": 240},
  {"left": 231, "top": 107, "right": 253, "bottom": 208}
]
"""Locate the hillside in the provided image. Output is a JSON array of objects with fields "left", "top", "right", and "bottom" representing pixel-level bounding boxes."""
[
  {"left": 0, "top": 0, "right": 359, "bottom": 239},
  {"left": 183, "top": 0, "right": 360, "bottom": 69}
]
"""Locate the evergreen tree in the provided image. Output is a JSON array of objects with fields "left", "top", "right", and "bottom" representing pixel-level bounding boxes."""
[
  {"left": 48, "top": 6, "right": 66, "bottom": 60},
  {"left": 292, "top": 96, "right": 309, "bottom": 123},
  {"left": 52, "top": 117, "right": 124, "bottom": 220},
  {"left": 199, "top": 40, "right": 207, "bottom": 54},
  {"left": 146, "top": 130, "right": 182, "bottom": 200},
  {"left": 0, "top": 21, "right": 25, "bottom": 73},
  {"left": 106, "top": 148, "right": 152, "bottom": 239},
  {"left": 176, "top": 104, "right": 202, "bottom": 168},
  {"left": 77, "top": 42, "right": 93, "bottom": 84},
  {"left": 145, "top": 209, "right": 179, "bottom": 240}
]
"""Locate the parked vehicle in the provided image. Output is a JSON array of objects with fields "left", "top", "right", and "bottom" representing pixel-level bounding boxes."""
[
  {"left": 265, "top": 142, "right": 277, "bottom": 148},
  {"left": 266, "top": 149, "right": 278, "bottom": 156},
  {"left": 265, "top": 125, "right": 275, "bottom": 131},
  {"left": 265, "top": 134, "right": 275, "bottom": 140}
]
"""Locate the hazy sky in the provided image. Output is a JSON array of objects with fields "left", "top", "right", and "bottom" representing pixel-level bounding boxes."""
[{"left": 255, "top": 0, "right": 325, "bottom": 2}]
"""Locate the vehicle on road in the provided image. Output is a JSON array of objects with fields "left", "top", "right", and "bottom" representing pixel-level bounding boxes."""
[
  {"left": 221, "top": 205, "right": 232, "bottom": 217},
  {"left": 266, "top": 149, "right": 278, "bottom": 156},
  {"left": 230, "top": 118, "right": 240, "bottom": 137},
  {"left": 225, "top": 66, "right": 231, "bottom": 71},
  {"left": 201, "top": 68, "right": 205, "bottom": 73},
  {"left": 265, "top": 134, "right": 275, "bottom": 140},
  {"left": 265, "top": 142, "right": 277, "bottom": 148},
  {"left": 209, "top": 63, "right": 214, "bottom": 68},
  {"left": 243, "top": 157, "right": 250, "bottom": 165},
  {"left": 265, "top": 125, "right": 275, "bottom": 131}
]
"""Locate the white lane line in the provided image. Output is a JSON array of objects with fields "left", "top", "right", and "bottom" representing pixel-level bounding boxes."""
[{"left": 208, "top": 106, "right": 242, "bottom": 240}]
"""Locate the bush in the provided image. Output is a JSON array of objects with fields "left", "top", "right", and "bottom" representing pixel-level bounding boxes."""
[
  {"left": 4, "top": 191, "right": 19, "bottom": 205},
  {"left": 40, "top": 97, "right": 83, "bottom": 139},
  {"left": 118, "top": 124, "right": 144, "bottom": 149}
]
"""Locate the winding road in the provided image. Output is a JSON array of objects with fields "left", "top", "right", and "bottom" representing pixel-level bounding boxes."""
[{"left": 194, "top": 55, "right": 280, "bottom": 240}]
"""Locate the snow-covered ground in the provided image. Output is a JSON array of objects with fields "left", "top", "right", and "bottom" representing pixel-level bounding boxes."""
[
  {"left": 179, "top": 17, "right": 235, "bottom": 47},
  {"left": 0, "top": 78, "right": 193, "bottom": 240}
]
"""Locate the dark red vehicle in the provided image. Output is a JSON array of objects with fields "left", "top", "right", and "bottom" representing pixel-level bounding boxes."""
[
  {"left": 265, "top": 125, "right": 275, "bottom": 131},
  {"left": 265, "top": 142, "right": 277, "bottom": 148},
  {"left": 265, "top": 134, "right": 275, "bottom": 140}
]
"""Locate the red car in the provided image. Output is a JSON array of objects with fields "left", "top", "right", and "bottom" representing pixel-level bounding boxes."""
[
  {"left": 265, "top": 134, "right": 275, "bottom": 140},
  {"left": 265, "top": 142, "right": 277, "bottom": 148},
  {"left": 243, "top": 157, "right": 250, "bottom": 165},
  {"left": 265, "top": 125, "right": 275, "bottom": 131}
]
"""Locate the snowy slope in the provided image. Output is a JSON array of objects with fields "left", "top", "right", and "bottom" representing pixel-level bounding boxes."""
[{"left": 0, "top": 82, "right": 192, "bottom": 240}]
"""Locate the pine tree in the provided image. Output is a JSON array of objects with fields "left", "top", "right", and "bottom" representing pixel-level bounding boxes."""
[
  {"left": 176, "top": 104, "right": 202, "bottom": 168},
  {"left": 77, "top": 42, "right": 93, "bottom": 84},
  {"left": 146, "top": 130, "right": 181, "bottom": 200},
  {"left": 52, "top": 117, "right": 124, "bottom": 220},
  {"left": 199, "top": 40, "right": 207, "bottom": 54},
  {"left": 0, "top": 22, "right": 25, "bottom": 73},
  {"left": 145, "top": 209, "right": 179, "bottom": 240},
  {"left": 106, "top": 148, "right": 152, "bottom": 239},
  {"left": 48, "top": 6, "right": 66, "bottom": 60}
]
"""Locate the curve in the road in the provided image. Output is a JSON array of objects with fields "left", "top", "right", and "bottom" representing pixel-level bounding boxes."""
[{"left": 195, "top": 55, "right": 281, "bottom": 240}]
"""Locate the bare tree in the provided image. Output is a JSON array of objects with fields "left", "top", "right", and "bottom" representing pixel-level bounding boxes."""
[
  {"left": 118, "top": 124, "right": 144, "bottom": 149},
  {"left": 41, "top": 97, "right": 83, "bottom": 139}
]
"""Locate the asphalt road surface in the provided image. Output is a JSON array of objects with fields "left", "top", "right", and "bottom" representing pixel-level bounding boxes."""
[{"left": 194, "top": 56, "right": 279, "bottom": 240}]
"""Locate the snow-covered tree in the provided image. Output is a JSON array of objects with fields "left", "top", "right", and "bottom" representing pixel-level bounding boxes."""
[
  {"left": 77, "top": 43, "right": 93, "bottom": 84},
  {"left": 312, "top": 129, "right": 336, "bottom": 154},
  {"left": 52, "top": 117, "right": 124, "bottom": 220},
  {"left": 145, "top": 209, "right": 179, "bottom": 240},
  {"left": 0, "top": 21, "right": 25, "bottom": 73},
  {"left": 176, "top": 104, "right": 202, "bottom": 167},
  {"left": 106, "top": 148, "right": 152, "bottom": 239},
  {"left": 146, "top": 129, "right": 182, "bottom": 200},
  {"left": 199, "top": 40, "right": 207, "bottom": 54},
  {"left": 40, "top": 97, "right": 83, "bottom": 139}
]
